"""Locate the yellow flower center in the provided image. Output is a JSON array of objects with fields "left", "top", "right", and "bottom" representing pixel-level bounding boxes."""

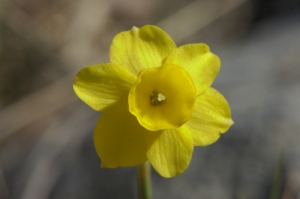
[{"left": 128, "top": 63, "right": 196, "bottom": 131}]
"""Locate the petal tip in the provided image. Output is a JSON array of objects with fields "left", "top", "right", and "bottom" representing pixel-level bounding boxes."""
[
  {"left": 100, "top": 160, "right": 118, "bottom": 168},
  {"left": 132, "top": 26, "right": 138, "bottom": 30},
  {"left": 100, "top": 160, "right": 109, "bottom": 168},
  {"left": 228, "top": 119, "right": 234, "bottom": 125},
  {"left": 131, "top": 26, "right": 139, "bottom": 35}
]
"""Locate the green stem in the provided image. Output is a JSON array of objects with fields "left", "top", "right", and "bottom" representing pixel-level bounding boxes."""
[{"left": 137, "top": 161, "right": 152, "bottom": 199}]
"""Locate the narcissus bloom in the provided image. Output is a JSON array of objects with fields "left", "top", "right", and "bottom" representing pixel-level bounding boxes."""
[{"left": 73, "top": 25, "right": 233, "bottom": 178}]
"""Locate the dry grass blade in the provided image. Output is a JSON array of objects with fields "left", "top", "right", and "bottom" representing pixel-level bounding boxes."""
[
  {"left": 0, "top": 73, "right": 77, "bottom": 143},
  {"left": 20, "top": 104, "right": 97, "bottom": 199},
  {"left": 157, "top": 0, "right": 249, "bottom": 43}
]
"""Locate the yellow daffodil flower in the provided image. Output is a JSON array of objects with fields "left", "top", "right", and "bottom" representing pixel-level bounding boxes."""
[{"left": 73, "top": 25, "right": 233, "bottom": 178}]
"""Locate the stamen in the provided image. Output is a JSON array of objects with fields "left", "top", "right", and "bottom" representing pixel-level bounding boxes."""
[
  {"left": 150, "top": 90, "right": 166, "bottom": 106},
  {"left": 158, "top": 93, "right": 166, "bottom": 101}
]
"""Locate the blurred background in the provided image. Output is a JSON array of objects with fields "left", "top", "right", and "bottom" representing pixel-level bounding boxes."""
[{"left": 1, "top": 0, "right": 300, "bottom": 198}]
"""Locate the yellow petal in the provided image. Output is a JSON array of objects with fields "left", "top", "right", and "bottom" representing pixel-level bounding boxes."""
[
  {"left": 110, "top": 25, "right": 176, "bottom": 76},
  {"left": 94, "top": 100, "right": 149, "bottom": 168},
  {"left": 147, "top": 125, "right": 193, "bottom": 178},
  {"left": 166, "top": 43, "right": 220, "bottom": 95},
  {"left": 129, "top": 64, "right": 196, "bottom": 131},
  {"left": 186, "top": 87, "right": 234, "bottom": 146},
  {"left": 73, "top": 63, "right": 136, "bottom": 111}
]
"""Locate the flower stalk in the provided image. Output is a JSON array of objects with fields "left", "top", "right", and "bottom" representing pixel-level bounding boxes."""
[{"left": 137, "top": 161, "right": 152, "bottom": 199}]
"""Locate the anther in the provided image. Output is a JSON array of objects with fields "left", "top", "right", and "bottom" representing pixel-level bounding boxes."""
[{"left": 150, "top": 90, "right": 166, "bottom": 106}]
